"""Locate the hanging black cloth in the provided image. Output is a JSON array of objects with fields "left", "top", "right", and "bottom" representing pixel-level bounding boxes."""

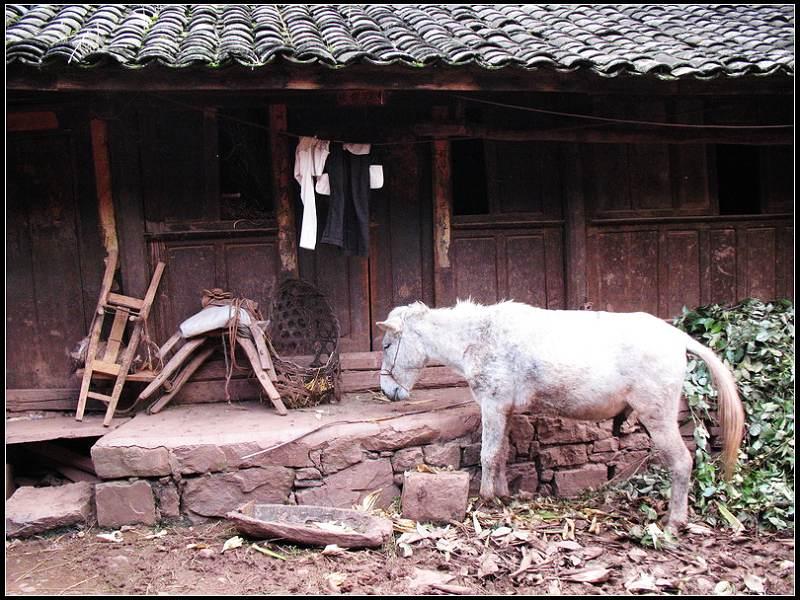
[{"left": 320, "top": 143, "right": 370, "bottom": 257}]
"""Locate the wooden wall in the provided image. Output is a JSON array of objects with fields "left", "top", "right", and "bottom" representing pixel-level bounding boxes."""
[{"left": 5, "top": 91, "right": 794, "bottom": 405}]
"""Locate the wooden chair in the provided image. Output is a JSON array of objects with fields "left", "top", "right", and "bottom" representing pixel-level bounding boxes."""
[{"left": 75, "top": 252, "right": 165, "bottom": 426}]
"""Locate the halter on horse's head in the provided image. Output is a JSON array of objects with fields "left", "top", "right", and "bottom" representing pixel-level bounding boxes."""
[{"left": 375, "top": 302, "right": 430, "bottom": 401}]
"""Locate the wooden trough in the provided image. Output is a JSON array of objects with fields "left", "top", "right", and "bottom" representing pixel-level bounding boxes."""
[{"left": 226, "top": 502, "right": 393, "bottom": 549}]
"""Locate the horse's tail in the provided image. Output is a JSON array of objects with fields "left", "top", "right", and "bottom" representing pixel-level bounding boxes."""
[{"left": 685, "top": 337, "right": 745, "bottom": 480}]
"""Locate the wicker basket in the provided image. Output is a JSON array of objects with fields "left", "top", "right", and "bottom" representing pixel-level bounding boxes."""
[{"left": 266, "top": 279, "right": 341, "bottom": 408}]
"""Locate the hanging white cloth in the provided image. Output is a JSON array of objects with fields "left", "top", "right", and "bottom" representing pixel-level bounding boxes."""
[
  {"left": 294, "top": 136, "right": 330, "bottom": 250},
  {"left": 343, "top": 142, "right": 371, "bottom": 156}
]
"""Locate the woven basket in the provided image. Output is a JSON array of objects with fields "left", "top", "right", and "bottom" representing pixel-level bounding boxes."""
[{"left": 267, "top": 279, "right": 341, "bottom": 408}]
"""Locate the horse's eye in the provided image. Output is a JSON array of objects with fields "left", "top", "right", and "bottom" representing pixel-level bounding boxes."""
[{"left": 382, "top": 341, "right": 391, "bottom": 350}]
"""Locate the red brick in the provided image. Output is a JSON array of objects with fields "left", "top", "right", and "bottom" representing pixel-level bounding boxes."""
[
  {"left": 401, "top": 471, "right": 469, "bottom": 523},
  {"left": 96, "top": 480, "right": 156, "bottom": 527},
  {"left": 553, "top": 464, "right": 608, "bottom": 497}
]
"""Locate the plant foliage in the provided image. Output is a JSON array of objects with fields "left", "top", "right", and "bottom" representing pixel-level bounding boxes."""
[{"left": 620, "top": 299, "right": 794, "bottom": 531}]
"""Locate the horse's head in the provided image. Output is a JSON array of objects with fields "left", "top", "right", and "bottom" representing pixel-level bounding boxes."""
[{"left": 376, "top": 302, "right": 430, "bottom": 401}]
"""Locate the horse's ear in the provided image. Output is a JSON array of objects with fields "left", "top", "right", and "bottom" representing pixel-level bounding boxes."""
[{"left": 376, "top": 319, "right": 401, "bottom": 334}]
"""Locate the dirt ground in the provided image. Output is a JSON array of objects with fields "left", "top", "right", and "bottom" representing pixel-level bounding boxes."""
[{"left": 5, "top": 496, "right": 794, "bottom": 596}]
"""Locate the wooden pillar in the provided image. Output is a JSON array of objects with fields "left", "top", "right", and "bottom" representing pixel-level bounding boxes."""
[
  {"left": 269, "top": 104, "right": 299, "bottom": 279},
  {"left": 90, "top": 118, "right": 119, "bottom": 255},
  {"left": 432, "top": 138, "right": 454, "bottom": 307},
  {"left": 563, "top": 144, "right": 588, "bottom": 309}
]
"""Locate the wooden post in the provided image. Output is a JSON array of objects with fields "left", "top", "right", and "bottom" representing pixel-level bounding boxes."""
[
  {"left": 432, "top": 108, "right": 455, "bottom": 306},
  {"left": 90, "top": 118, "right": 119, "bottom": 255},
  {"left": 563, "top": 144, "right": 588, "bottom": 309},
  {"left": 269, "top": 104, "right": 299, "bottom": 279}
]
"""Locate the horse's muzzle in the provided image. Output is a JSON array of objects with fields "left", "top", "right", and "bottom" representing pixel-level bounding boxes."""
[{"left": 380, "top": 375, "right": 409, "bottom": 402}]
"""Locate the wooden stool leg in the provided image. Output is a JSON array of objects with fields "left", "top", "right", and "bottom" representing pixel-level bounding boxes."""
[
  {"left": 137, "top": 338, "right": 207, "bottom": 402},
  {"left": 148, "top": 345, "right": 215, "bottom": 414},
  {"left": 237, "top": 337, "right": 287, "bottom": 416},
  {"left": 76, "top": 311, "right": 105, "bottom": 422}
]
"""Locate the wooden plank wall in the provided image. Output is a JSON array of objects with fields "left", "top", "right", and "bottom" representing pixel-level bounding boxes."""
[{"left": 588, "top": 220, "right": 793, "bottom": 317}]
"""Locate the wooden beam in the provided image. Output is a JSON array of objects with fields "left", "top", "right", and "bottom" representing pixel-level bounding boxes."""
[
  {"left": 432, "top": 107, "right": 455, "bottom": 306},
  {"left": 7, "top": 110, "right": 58, "bottom": 131},
  {"left": 269, "top": 103, "right": 299, "bottom": 278},
  {"left": 90, "top": 118, "right": 119, "bottom": 253},
  {"left": 5, "top": 64, "right": 793, "bottom": 95},
  {"left": 562, "top": 144, "right": 588, "bottom": 309},
  {"left": 414, "top": 122, "right": 793, "bottom": 145}
]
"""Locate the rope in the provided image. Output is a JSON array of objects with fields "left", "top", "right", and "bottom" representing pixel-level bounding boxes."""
[{"left": 201, "top": 288, "right": 263, "bottom": 402}]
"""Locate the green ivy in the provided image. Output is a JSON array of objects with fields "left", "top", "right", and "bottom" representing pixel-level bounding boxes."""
[{"left": 619, "top": 299, "right": 794, "bottom": 531}]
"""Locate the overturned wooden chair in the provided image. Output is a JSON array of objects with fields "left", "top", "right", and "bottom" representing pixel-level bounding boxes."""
[
  {"left": 75, "top": 252, "right": 165, "bottom": 426},
  {"left": 137, "top": 301, "right": 287, "bottom": 416}
]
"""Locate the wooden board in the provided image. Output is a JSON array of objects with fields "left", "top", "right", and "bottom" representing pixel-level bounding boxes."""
[{"left": 6, "top": 413, "right": 129, "bottom": 444}]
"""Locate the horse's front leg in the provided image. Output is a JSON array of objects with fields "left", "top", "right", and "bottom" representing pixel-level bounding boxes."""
[{"left": 478, "top": 397, "right": 512, "bottom": 500}]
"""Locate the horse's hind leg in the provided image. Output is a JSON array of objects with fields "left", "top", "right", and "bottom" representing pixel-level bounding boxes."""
[
  {"left": 637, "top": 401, "right": 693, "bottom": 532},
  {"left": 478, "top": 398, "right": 511, "bottom": 500}
]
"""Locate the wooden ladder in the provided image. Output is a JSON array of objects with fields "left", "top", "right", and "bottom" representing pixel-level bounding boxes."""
[{"left": 75, "top": 251, "right": 166, "bottom": 426}]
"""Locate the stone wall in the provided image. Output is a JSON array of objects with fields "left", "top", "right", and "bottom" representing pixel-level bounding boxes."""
[
  {"left": 9, "top": 395, "right": 699, "bottom": 534},
  {"left": 90, "top": 411, "right": 693, "bottom": 528}
]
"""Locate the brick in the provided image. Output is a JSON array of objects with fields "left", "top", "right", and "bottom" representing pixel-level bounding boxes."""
[
  {"left": 91, "top": 445, "right": 171, "bottom": 479},
  {"left": 96, "top": 480, "right": 156, "bottom": 527},
  {"left": 6, "top": 482, "right": 94, "bottom": 538},
  {"left": 182, "top": 466, "right": 294, "bottom": 518},
  {"left": 538, "top": 443, "right": 589, "bottom": 469},
  {"left": 619, "top": 433, "right": 651, "bottom": 451},
  {"left": 154, "top": 481, "right": 181, "bottom": 518},
  {"left": 507, "top": 462, "right": 539, "bottom": 494},
  {"left": 319, "top": 438, "right": 364, "bottom": 474},
  {"left": 401, "top": 471, "right": 469, "bottom": 523},
  {"left": 509, "top": 415, "right": 535, "bottom": 457},
  {"left": 423, "top": 443, "right": 461, "bottom": 469},
  {"left": 392, "top": 447, "right": 424, "bottom": 473},
  {"left": 461, "top": 443, "right": 481, "bottom": 467},
  {"left": 553, "top": 464, "right": 608, "bottom": 497},
  {"left": 295, "top": 459, "right": 397, "bottom": 509},
  {"left": 592, "top": 438, "right": 619, "bottom": 453},
  {"left": 535, "top": 417, "right": 612, "bottom": 444}
]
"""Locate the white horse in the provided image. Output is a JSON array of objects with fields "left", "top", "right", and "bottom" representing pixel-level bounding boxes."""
[{"left": 376, "top": 300, "right": 744, "bottom": 530}]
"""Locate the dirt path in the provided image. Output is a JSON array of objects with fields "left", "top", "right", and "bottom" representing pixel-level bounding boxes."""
[{"left": 5, "top": 499, "right": 794, "bottom": 596}]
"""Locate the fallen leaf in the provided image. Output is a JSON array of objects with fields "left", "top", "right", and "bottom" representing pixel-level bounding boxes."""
[
  {"left": 562, "top": 566, "right": 611, "bottom": 584},
  {"left": 472, "top": 512, "right": 483, "bottom": 536},
  {"left": 743, "top": 574, "right": 765, "bottom": 593},
  {"left": 628, "top": 547, "right": 648, "bottom": 563},
  {"left": 714, "top": 580, "right": 735, "bottom": 595},
  {"left": 144, "top": 530, "right": 167, "bottom": 540},
  {"left": 408, "top": 568, "right": 454, "bottom": 591},
  {"left": 580, "top": 546, "right": 605, "bottom": 561},
  {"left": 222, "top": 536, "right": 244, "bottom": 553},
  {"left": 186, "top": 543, "right": 208, "bottom": 550},
  {"left": 490, "top": 526, "right": 513, "bottom": 538},
  {"left": 478, "top": 553, "right": 500, "bottom": 578},
  {"left": 687, "top": 522, "right": 713, "bottom": 536},
  {"left": 250, "top": 543, "right": 287, "bottom": 560},
  {"left": 356, "top": 489, "right": 382, "bottom": 512},
  {"left": 625, "top": 572, "right": 658, "bottom": 593},
  {"left": 313, "top": 520, "right": 356, "bottom": 534},
  {"left": 96, "top": 531, "right": 123, "bottom": 543},
  {"left": 325, "top": 572, "right": 347, "bottom": 593},
  {"left": 321, "top": 544, "right": 346, "bottom": 556},
  {"left": 398, "top": 542, "right": 413, "bottom": 558},
  {"left": 510, "top": 547, "right": 536, "bottom": 578},
  {"left": 554, "top": 540, "right": 582, "bottom": 551},
  {"left": 397, "top": 531, "right": 425, "bottom": 546},
  {"left": 716, "top": 502, "right": 744, "bottom": 534}
]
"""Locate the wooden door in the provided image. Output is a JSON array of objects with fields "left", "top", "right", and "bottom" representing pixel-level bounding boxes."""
[{"left": 7, "top": 132, "right": 91, "bottom": 389}]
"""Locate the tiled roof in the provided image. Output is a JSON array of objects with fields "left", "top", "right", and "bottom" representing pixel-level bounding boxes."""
[{"left": 5, "top": 4, "right": 795, "bottom": 79}]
